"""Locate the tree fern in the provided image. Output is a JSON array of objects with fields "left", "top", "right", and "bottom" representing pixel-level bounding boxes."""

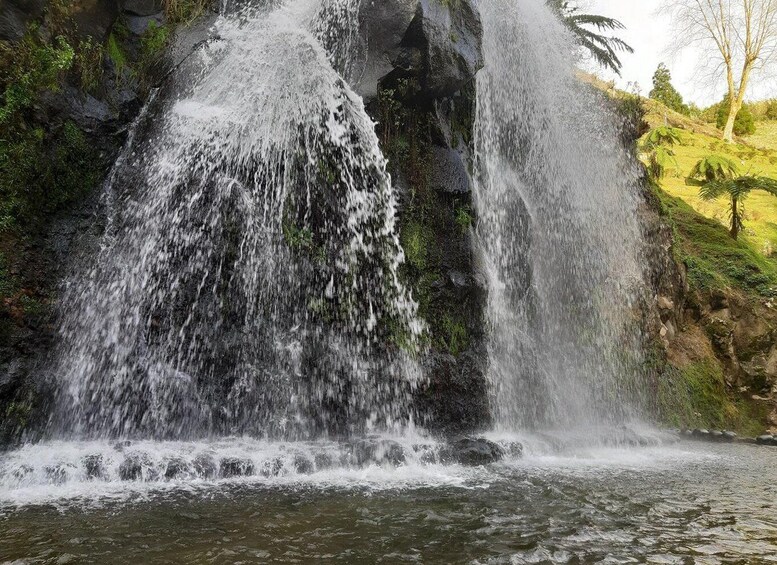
[
  {"left": 698, "top": 176, "right": 777, "bottom": 239},
  {"left": 686, "top": 155, "right": 740, "bottom": 186},
  {"left": 547, "top": 0, "right": 633, "bottom": 75}
]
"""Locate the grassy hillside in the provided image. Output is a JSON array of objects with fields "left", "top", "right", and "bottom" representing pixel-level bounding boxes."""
[{"left": 641, "top": 100, "right": 777, "bottom": 263}]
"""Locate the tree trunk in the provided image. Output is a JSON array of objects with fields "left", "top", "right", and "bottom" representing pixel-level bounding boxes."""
[
  {"left": 722, "top": 97, "right": 740, "bottom": 143},
  {"left": 730, "top": 195, "right": 740, "bottom": 240}
]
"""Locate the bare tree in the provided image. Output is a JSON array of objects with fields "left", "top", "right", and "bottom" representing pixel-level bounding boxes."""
[{"left": 666, "top": 0, "right": 777, "bottom": 142}]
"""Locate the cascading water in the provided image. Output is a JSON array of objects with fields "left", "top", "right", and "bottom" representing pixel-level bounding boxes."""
[
  {"left": 48, "top": 0, "right": 422, "bottom": 441},
  {"left": 474, "top": 0, "right": 647, "bottom": 432}
]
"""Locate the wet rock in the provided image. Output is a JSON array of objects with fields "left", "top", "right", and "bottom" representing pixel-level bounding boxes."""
[
  {"left": 692, "top": 429, "right": 710, "bottom": 438},
  {"left": 112, "top": 440, "right": 132, "bottom": 451},
  {"left": 442, "top": 437, "right": 504, "bottom": 466},
  {"left": 710, "top": 430, "right": 724, "bottom": 441},
  {"left": 0, "top": 0, "right": 45, "bottom": 41},
  {"left": 125, "top": 13, "right": 164, "bottom": 36},
  {"left": 722, "top": 431, "right": 737, "bottom": 441},
  {"left": 502, "top": 441, "right": 524, "bottom": 458},
  {"left": 314, "top": 453, "right": 333, "bottom": 471},
  {"left": 259, "top": 458, "right": 283, "bottom": 477},
  {"left": 121, "top": 0, "right": 163, "bottom": 16},
  {"left": 356, "top": 0, "right": 483, "bottom": 101},
  {"left": 219, "top": 457, "right": 255, "bottom": 478},
  {"left": 12, "top": 464, "right": 33, "bottom": 480},
  {"left": 756, "top": 434, "right": 774, "bottom": 445},
  {"left": 164, "top": 457, "right": 189, "bottom": 479},
  {"left": 350, "top": 439, "right": 406, "bottom": 466},
  {"left": 193, "top": 454, "right": 217, "bottom": 479},
  {"left": 293, "top": 453, "right": 314, "bottom": 475},
  {"left": 119, "top": 454, "right": 143, "bottom": 481},
  {"left": 45, "top": 465, "right": 68, "bottom": 484},
  {"left": 70, "top": 0, "right": 121, "bottom": 41},
  {"left": 430, "top": 146, "right": 470, "bottom": 194},
  {"left": 375, "top": 440, "right": 406, "bottom": 466},
  {"left": 82, "top": 454, "right": 104, "bottom": 479}
]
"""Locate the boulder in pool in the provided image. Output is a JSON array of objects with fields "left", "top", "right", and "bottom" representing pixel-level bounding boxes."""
[
  {"left": 442, "top": 438, "right": 505, "bottom": 466},
  {"left": 219, "top": 457, "right": 255, "bottom": 478}
]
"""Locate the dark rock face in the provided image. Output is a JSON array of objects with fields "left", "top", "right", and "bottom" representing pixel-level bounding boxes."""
[
  {"left": 355, "top": 0, "right": 482, "bottom": 102},
  {"left": 121, "top": 0, "right": 163, "bottom": 16},
  {"left": 358, "top": 0, "right": 486, "bottom": 436},
  {"left": 70, "top": 0, "right": 120, "bottom": 41},
  {"left": 0, "top": 0, "right": 45, "bottom": 41}
]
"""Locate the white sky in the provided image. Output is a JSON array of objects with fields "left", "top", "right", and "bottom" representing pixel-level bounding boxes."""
[{"left": 587, "top": 1, "right": 776, "bottom": 106}]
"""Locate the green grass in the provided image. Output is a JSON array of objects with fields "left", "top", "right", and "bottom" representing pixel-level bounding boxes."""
[
  {"left": 744, "top": 121, "right": 777, "bottom": 151},
  {"left": 656, "top": 188, "right": 777, "bottom": 296},
  {"left": 642, "top": 99, "right": 777, "bottom": 259}
]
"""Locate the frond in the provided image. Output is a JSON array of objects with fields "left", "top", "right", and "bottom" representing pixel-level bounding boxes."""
[
  {"left": 566, "top": 14, "right": 627, "bottom": 32},
  {"left": 698, "top": 179, "right": 732, "bottom": 201},
  {"left": 687, "top": 155, "right": 740, "bottom": 185}
]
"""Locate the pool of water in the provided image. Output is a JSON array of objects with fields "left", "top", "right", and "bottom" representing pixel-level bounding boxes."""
[{"left": 1, "top": 439, "right": 776, "bottom": 564}]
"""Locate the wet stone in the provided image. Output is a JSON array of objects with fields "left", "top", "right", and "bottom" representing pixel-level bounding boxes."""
[
  {"left": 193, "top": 454, "right": 216, "bottom": 479},
  {"left": 260, "top": 458, "right": 283, "bottom": 477},
  {"left": 119, "top": 455, "right": 143, "bottom": 481},
  {"left": 374, "top": 440, "right": 405, "bottom": 466},
  {"left": 164, "top": 458, "right": 189, "bottom": 480},
  {"left": 443, "top": 438, "right": 505, "bottom": 466},
  {"left": 82, "top": 455, "right": 104, "bottom": 480},
  {"left": 220, "top": 457, "right": 255, "bottom": 478},
  {"left": 293, "top": 454, "right": 314, "bottom": 475},
  {"left": 45, "top": 465, "right": 68, "bottom": 484},
  {"left": 756, "top": 434, "right": 774, "bottom": 445},
  {"left": 313, "top": 453, "right": 333, "bottom": 471},
  {"left": 722, "top": 431, "right": 737, "bottom": 441},
  {"left": 692, "top": 429, "right": 710, "bottom": 438}
]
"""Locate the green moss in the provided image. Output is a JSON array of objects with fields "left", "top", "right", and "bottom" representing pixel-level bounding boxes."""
[
  {"left": 282, "top": 220, "right": 313, "bottom": 252},
  {"left": 656, "top": 358, "right": 768, "bottom": 435},
  {"left": 455, "top": 204, "right": 472, "bottom": 232},
  {"left": 107, "top": 32, "right": 129, "bottom": 77},
  {"left": 401, "top": 221, "right": 431, "bottom": 271},
  {"left": 0, "top": 119, "right": 100, "bottom": 230},
  {"left": 439, "top": 314, "right": 469, "bottom": 356},
  {"left": 655, "top": 186, "right": 777, "bottom": 296},
  {"left": 0, "top": 27, "right": 74, "bottom": 126},
  {"left": 140, "top": 21, "right": 171, "bottom": 70}
]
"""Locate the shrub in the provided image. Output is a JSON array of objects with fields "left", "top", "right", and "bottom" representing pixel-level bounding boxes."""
[{"left": 716, "top": 96, "right": 756, "bottom": 136}]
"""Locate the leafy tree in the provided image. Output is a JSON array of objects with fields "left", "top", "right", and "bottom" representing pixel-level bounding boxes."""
[
  {"left": 649, "top": 63, "right": 688, "bottom": 115},
  {"left": 547, "top": 0, "right": 633, "bottom": 75},
  {"left": 641, "top": 126, "right": 682, "bottom": 180},
  {"left": 665, "top": 0, "right": 777, "bottom": 142},
  {"left": 698, "top": 175, "right": 777, "bottom": 240},
  {"left": 716, "top": 95, "right": 755, "bottom": 136}
]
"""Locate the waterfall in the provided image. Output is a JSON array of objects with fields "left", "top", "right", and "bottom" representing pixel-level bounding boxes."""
[
  {"left": 473, "top": 0, "right": 647, "bottom": 432},
  {"left": 47, "top": 0, "right": 422, "bottom": 441}
]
